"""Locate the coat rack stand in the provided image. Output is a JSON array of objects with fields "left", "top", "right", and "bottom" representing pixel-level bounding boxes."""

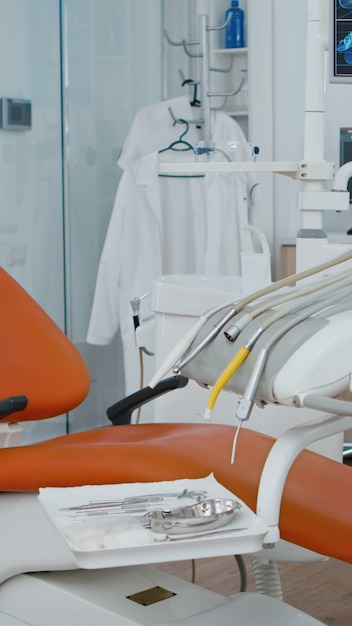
[{"left": 164, "top": 13, "right": 246, "bottom": 145}]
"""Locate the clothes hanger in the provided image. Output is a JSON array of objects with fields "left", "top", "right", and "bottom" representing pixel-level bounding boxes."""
[
  {"left": 181, "top": 78, "right": 201, "bottom": 108},
  {"left": 158, "top": 109, "right": 204, "bottom": 179},
  {"left": 190, "top": 84, "right": 201, "bottom": 108},
  {"left": 158, "top": 119, "right": 194, "bottom": 154}
]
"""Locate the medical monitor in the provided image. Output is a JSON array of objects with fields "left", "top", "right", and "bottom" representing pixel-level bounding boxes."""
[{"left": 331, "top": 1, "right": 352, "bottom": 82}]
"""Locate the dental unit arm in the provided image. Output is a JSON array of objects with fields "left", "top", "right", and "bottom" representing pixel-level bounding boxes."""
[
  {"left": 180, "top": 283, "right": 352, "bottom": 410},
  {"left": 175, "top": 248, "right": 352, "bottom": 429}
]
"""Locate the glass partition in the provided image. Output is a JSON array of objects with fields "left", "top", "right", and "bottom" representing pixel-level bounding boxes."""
[{"left": 61, "top": 0, "right": 163, "bottom": 431}]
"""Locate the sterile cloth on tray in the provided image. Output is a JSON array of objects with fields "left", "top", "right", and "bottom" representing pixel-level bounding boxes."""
[{"left": 38, "top": 474, "right": 247, "bottom": 552}]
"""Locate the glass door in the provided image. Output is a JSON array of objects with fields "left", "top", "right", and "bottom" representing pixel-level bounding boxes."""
[
  {"left": 0, "top": 0, "right": 164, "bottom": 440},
  {"left": 61, "top": 0, "right": 163, "bottom": 432},
  {"left": 0, "top": 0, "right": 66, "bottom": 443}
]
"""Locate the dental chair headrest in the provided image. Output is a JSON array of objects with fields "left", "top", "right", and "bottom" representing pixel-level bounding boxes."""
[{"left": 0, "top": 268, "right": 90, "bottom": 422}]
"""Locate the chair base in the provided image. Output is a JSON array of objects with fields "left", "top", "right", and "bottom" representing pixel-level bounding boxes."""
[{"left": 0, "top": 564, "right": 324, "bottom": 626}]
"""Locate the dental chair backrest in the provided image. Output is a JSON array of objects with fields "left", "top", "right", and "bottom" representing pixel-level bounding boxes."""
[{"left": 0, "top": 267, "right": 90, "bottom": 426}]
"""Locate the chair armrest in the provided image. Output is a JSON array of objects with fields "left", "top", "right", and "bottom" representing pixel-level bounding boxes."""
[
  {"left": 0, "top": 396, "right": 28, "bottom": 420},
  {"left": 106, "top": 375, "right": 189, "bottom": 425}
]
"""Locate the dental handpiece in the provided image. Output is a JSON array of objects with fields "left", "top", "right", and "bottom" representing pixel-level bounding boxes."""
[
  {"left": 223, "top": 279, "right": 352, "bottom": 421},
  {"left": 230, "top": 283, "right": 352, "bottom": 463},
  {"left": 173, "top": 306, "right": 238, "bottom": 373}
]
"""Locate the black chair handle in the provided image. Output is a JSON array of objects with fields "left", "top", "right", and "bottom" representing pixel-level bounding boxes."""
[
  {"left": 107, "top": 375, "right": 189, "bottom": 425},
  {"left": 0, "top": 395, "right": 28, "bottom": 419}
]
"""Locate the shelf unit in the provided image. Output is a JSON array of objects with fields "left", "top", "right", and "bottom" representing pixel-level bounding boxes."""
[
  {"left": 211, "top": 47, "right": 248, "bottom": 131},
  {"left": 158, "top": 160, "right": 299, "bottom": 176},
  {"left": 164, "top": 14, "right": 249, "bottom": 143}
]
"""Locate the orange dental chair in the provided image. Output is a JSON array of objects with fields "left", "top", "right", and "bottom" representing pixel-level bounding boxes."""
[{"left": 0, "top": 267, "right": 351, "bottom": 626}]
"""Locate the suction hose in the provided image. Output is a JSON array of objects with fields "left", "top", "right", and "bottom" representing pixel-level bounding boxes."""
[{"left": 250, "top": 557, "right": 283, "bottom": 601}]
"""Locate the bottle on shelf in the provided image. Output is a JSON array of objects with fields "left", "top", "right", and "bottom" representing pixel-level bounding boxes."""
[{"left": 225, "top": 0, "right": 245, "bottom": 49}]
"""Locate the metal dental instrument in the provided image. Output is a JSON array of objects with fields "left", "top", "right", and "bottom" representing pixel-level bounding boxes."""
[
  {"left": 69, "top": 506, "right": 156, "bottom": 518},
  {"left": 148, "top": 301, "right": 236, "bottom": 388},
  {"left": 153, "top": 527, "right": 248, "bottom": 542},
  {"left": 231, "top": 348, "right": 268, "bottom": 464},
  {"left": 60, "top": 489, "right": 207, "bottom": 513},
  {"left": 129, "top": 291, "right": 150, "bottom": 330}
]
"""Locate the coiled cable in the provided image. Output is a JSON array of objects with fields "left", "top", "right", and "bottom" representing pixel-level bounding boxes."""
[{"left": 250, "top": 557, "right": 283, "bottom": 600}]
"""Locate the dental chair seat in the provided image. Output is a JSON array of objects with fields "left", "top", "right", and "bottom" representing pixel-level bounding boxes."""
[
  {"left": 1, "top": 421, "right": 351, "bottom": 565},
  {"left": 0, "top": 266, "right": 351, "bottom": 569}
]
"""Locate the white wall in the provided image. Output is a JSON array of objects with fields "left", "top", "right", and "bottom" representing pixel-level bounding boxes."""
[
  {"left": 249, "top": 0, "right": 352, "bottom": 278},
  {"left": 0, "top": 0, "right": 65, "bottom": 324},
  {"left": 247, "top": 0, "right": 275, "bottom": 268}
]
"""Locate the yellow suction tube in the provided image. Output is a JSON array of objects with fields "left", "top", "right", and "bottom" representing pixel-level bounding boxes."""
[{"left": 203, "top": 345, "right": 250, "bottom": 420}]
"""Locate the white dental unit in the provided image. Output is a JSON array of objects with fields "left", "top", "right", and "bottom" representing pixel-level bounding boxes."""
[
  {"left": 1, "top": 2, "right": 352, "bottom": 626},
  {"left": 148, "top": 0, "right": 352, "bottom": 458}
]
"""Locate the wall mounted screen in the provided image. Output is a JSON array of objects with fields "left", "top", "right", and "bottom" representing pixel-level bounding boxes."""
[{"left": 331, "top": 1, "right": 352, "bottom": 82}]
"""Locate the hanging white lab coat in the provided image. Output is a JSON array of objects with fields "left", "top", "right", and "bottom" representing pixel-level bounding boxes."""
[{"left": 87, "top": 96, "right": 257, "bottom": 398}]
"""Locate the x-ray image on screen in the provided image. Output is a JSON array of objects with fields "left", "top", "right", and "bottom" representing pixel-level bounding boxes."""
[
  {"left": 332, "top": 0, "right": 352, "bottom": 80},
  {"left": 333, "top": 0, "right": 352, "bottom": 78}
]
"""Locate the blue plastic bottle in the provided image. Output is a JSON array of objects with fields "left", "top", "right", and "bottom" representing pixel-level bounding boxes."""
[{"left": 225, "top": 0, "right": 245, "bottom": 49}]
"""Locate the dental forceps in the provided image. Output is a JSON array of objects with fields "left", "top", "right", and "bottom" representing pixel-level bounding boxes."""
[{"left": 60, "top": 489, "right": 208, "bottom": 514}]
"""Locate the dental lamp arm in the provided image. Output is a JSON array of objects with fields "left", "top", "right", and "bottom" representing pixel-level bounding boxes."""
[
  {"left": 106, "top": 375, "right": 188, "bottom": 425},
  {"left": 257, "top": 395, "right": 352, "bottom": 546},
  {"left": 332, "top": 161, "right": 352, "bottom": 192}
]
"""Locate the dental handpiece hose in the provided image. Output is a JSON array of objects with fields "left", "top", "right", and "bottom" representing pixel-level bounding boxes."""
[
  {"left": 203, "top": 327, "right": 262, "bottom": 421},
  {"left": 173, "top": 249, "right": 352, "bottom": 374},
  {"left": 206, "top": 275, "right": 352, "bottom": 421},
  {"left": 224, "top": 267, "right": 352, "bottom": 342},
  {"left": 237, "top": 283, "right": 352, "bottom": 423},
  {"left": 229, "top": 285, "right": 352, "bottom": 463}
]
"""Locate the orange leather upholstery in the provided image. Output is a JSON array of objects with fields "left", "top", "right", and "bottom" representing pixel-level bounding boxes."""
[
  {"left": 1, "top": 422, "right": 351, "bottom": 565},
  {"left": 0, "top": 268, "right": 90, "bottom": 421}
]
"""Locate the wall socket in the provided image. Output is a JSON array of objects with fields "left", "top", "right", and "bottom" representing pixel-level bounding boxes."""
[{"left": 7, "top": 245, "right": 26, "bottom": 266}]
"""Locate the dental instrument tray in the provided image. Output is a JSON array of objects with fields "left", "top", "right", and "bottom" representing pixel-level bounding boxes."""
[
  {"left": 38, "top": 474, "right": 269, "bottom": 569},
  {"left": 146, "top": 498, "right": 241, "bottom": 534}
]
